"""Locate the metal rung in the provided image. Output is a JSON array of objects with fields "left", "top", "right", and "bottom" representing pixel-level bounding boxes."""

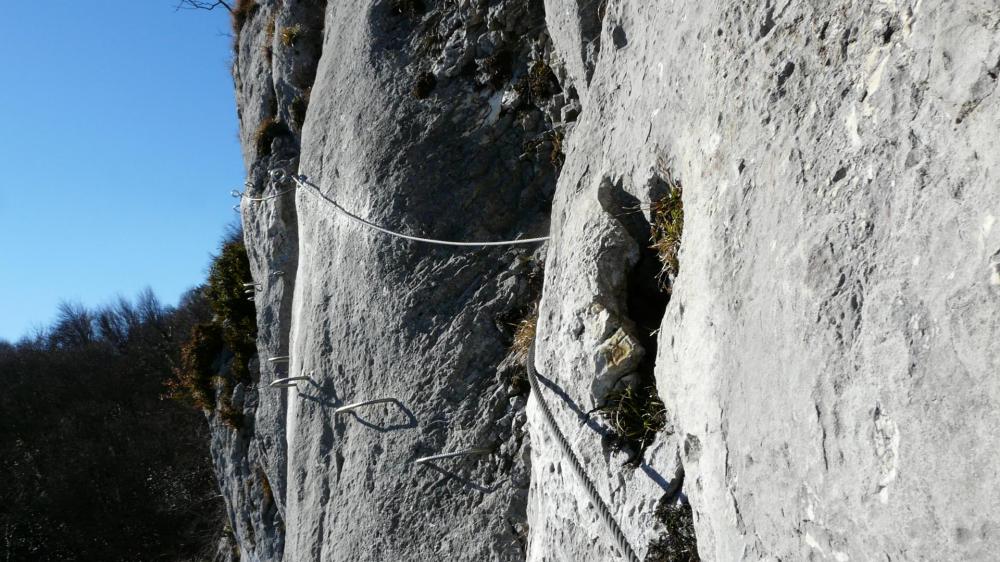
[
  {"left": 242, "top": 282, "right": 261, "bottom": 288},
  {"left": 270, "top": 270, "right": 285, "bottom": 277},
  {"left": 268, "top": 356, "right": 290, "bottom": 363},
  {"left": 247, "top": 297, "right": 255, "bottom": 301},
  {"left": 333, "top": 398, "right": 396, "bottom": 415},
  {"left": 415, "top": 447, "right": 492, "bottom": 465},
  {"left": 268, "top": 375, "right": 312, "bottom": 389}
]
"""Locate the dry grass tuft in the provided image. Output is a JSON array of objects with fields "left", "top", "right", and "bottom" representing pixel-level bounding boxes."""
[
  {"left": 599, "top": 382, "right": 667, "bottom": 456},
  {"left": 646, "top": 497, "right": 699, "bottom": 561},
  {"left": 649, "top": 171, "right": 683, "bottom": 291},
  {"left": 254, "top": 117, "right": 289, "bottom": 158},
  {"left": 280, "top": 24, "right": 303, "bottom": 47},
  {"left": 510, "top": 310, "right": 538, "bottom": 363},
  {"left": 232, "top": 0, "right": 260, "bottom": 35}
]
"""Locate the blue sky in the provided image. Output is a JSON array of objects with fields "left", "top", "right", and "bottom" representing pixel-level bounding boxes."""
[{"left": 0, "top": 2, "right": 244, "bottom": 341}]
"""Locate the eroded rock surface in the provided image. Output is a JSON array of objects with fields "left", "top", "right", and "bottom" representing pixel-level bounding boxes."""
[{"left": 216, "top": 0, "right": 1000, "bottom": 560}]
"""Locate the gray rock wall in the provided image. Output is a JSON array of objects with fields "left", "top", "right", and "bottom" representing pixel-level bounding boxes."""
[{"left": 218, "top": 0, "right": 1000, "bottom": 560}]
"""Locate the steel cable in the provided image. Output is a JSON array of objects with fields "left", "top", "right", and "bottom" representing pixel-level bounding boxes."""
[
  {"left": 291, "top": 174, "right": 550, "bottom": 247},
  {"left": 525, "top": 344, "right": 641, "bottom": 562}
]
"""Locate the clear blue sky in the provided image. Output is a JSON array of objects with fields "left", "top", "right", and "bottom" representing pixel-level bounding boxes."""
[{"left": 0, "top": 2, "right": 244, "bottom": 341}]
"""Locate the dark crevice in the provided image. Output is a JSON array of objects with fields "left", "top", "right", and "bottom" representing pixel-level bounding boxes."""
[
  {"left": 593, "top": 178, "right": 672, "bottom": 464},
  {"left": 598, "top": 169, "right": 698, "bottom": 557}
]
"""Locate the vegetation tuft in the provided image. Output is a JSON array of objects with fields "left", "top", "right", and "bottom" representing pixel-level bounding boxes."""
[
  {"left": 510, "top": 308, "right": 538, "bottom": 363},
  {"left": 254, "top": 117, "right": 290, "bottom": 158},
  {"left": 171, "top": 322, "right": 224, "bottom": 411},
  {"left": 232, "top": 0, "right": 260, "bottom": 35},
  {"left": 412, "top": 71, "right": 437, "bottom": 99},
  {"left": 206, "top": 237, "right": 257, "bottom": 385},
  {"left": 598, "top": 382, "right": 667, "bottom": 458},
  {"left": 280, "top": 24, "right": 303, "bottom": 47},
  {"left": 482, "top": 50, "right": 513, "bottom": 89},
  {"left": 528, "top": 60, "right": 558, "bottom": 101},
  {"left": 523, "top": 129, "right": 565, "bottom": 170},
  {"left": 646, "top": 497, "right": 699, "bottom": 561},
  {"left": 168, "top": 231, "right": 257, "bottom": 429},
  {"left": 649, "top": 173, "right": 684, "bottom": 291},
  {"left": 550, "top": 129, "right": 565, "bottom": 169}
]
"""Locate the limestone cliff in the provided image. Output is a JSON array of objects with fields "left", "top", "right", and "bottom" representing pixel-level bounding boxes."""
[{"left": 217, "top": 0, "right": 1000, "bottom": 560}]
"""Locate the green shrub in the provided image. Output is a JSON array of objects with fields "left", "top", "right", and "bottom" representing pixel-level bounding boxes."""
[
  {"left": 169, "top": 322, "right": 224, "bottom": 411},
  {"left": 206, "top": 238, "right": 257, "bottom": 385},
  {"left": 168, "top": 233, "right": 257, "bottom": 426}
]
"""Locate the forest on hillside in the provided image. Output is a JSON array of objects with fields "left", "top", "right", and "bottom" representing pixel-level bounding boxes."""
[{"left": 0, "top": 230, "right": 255, "bottom": 562}]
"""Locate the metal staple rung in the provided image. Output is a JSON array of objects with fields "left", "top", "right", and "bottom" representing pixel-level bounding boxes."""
[
  {"left": 414, "top": 447, "right": 492, "bottom": 465},
  {"left": 268, "top": 356, "right": 290, "bottom": 363},
  {"left": 333, "top": 398, "right": 397, "bottom": 415},
  {"left": 268, "top": 375, "right": 312, "bottom": 389}
]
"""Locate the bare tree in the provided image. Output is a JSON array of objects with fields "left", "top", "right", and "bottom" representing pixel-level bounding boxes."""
[{"left": 175, "top": 0, "right": 233, "bottom": 12}]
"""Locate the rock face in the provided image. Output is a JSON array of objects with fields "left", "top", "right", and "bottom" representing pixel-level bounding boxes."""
[{"left": 217, "top": 0, "right": 1000, "bottom": 560}]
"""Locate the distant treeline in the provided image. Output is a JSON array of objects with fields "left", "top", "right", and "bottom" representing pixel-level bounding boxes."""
[{"left": 0, "top": 231, "right": 253, "bottom": 561}]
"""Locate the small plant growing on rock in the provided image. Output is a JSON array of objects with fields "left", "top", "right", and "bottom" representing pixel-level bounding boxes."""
[
  {"left": 280, "top": 24, "right": 303, "bottom": 47},
  {"left": 217, "top": 397, "right": 244, "bottom": 429},
  {"left": 506, "top": 307, "right": 539, "bottom": 396},
  {"left": 481, "top": 50, "right": 513, "bottom": 89},
  {"left": 254, "top": 117, "right": 289, "bottom": 158},
  {"left": 649, "top": 173, "right": 684, "bottom": 291},
  {"left": 599, "top": 382, "right": 667, "bottom": 459},
  {"left": 510, "top": 309, "right": 538, "bottom": 363},
  {"left": 550, "top": 129, "right": 565, "bottom": 169},
  {"left": 412, "top": 71, "right": 437, "bottom": 99},
  {"left": 646, "top": 496, "right": 699, "bottom": 561},
  {"left": 231, "top": 0, "right": 259, "bottom": 34},
  {"left": 528, "top": 60, "right": 558, "bottom": 101}
]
